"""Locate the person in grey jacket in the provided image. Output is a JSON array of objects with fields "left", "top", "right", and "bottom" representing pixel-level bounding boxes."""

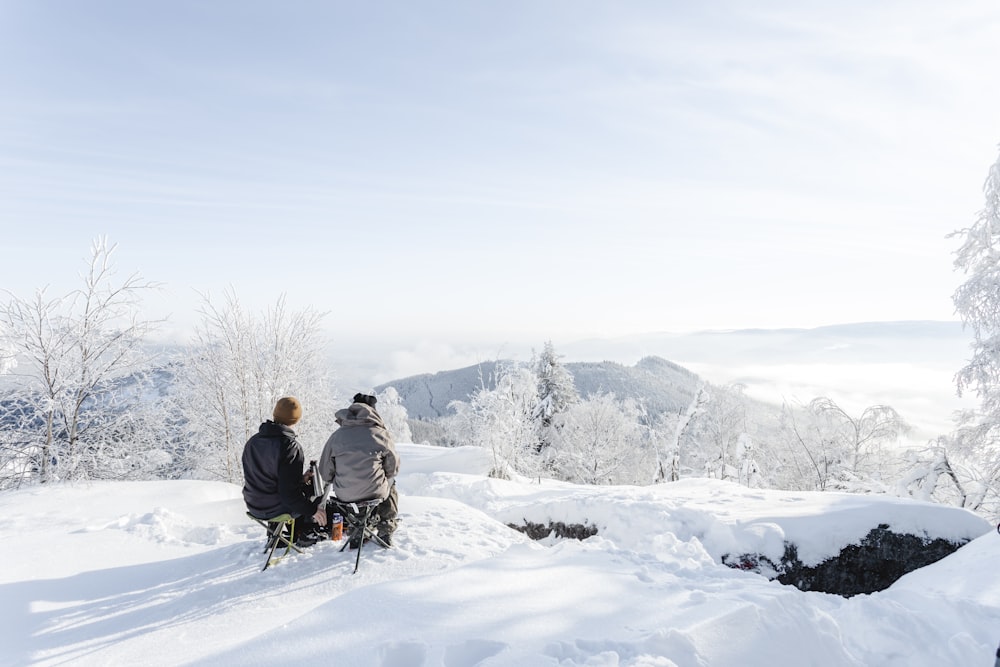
[{"left": 319, "top": 393, "right": 400, "bottom": 546}]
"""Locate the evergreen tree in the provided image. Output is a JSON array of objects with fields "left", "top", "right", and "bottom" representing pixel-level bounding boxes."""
[{"left": 532, "top": 340, "right": 579, "bottom": 452}]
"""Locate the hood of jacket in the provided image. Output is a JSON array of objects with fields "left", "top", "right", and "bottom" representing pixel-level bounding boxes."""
[{"left": 335, "top": 402, "right": 388, "bottom": 430}]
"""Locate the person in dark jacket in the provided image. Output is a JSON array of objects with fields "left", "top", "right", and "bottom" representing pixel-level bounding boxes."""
[
  {"left": 319, "top": 393, "right": 399, "bottom": 547},
  {"left": 242, "top": 396, "right": 327, "bottom": 546}
]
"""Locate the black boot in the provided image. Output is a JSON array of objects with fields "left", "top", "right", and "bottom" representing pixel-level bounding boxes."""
[{"left": 376, "top": 520, "right": 395, "bottom": 547}]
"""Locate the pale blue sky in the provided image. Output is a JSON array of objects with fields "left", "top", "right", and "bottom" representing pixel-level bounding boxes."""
[{"left": 2, "top": 1, "right": 999, "bottom": 342}]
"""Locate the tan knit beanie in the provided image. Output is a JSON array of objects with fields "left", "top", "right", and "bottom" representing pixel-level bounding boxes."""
[{"left": 272, "top": 396, "right": 302, "bottom": 426}]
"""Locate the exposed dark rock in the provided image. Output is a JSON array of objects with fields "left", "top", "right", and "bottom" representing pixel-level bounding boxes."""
[
  {"left": 511, "top": 520, "right": 967, "bottom": 598},
  {"left": 723, "top": 523, "right": 969, "bottom": 597},
  {"left": 508, "top": 520, "right": 598, "bottom": 541}
]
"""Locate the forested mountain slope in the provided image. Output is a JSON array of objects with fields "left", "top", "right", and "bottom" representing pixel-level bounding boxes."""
[{"left": 375, "top": 355, "right": 702, "bottom": 420}]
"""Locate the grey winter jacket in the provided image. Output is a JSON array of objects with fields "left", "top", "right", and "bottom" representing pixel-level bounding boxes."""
[{"left": 319, "top": 402, "right": 399, "bottom": 502}]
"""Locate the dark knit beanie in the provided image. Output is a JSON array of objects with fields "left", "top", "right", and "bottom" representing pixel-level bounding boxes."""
[
  {"left": 353, "top": 392, "right": 377, "bottom": 407},
  {"left": 273, "top": 396, "right": 302, "bottom": 426}
]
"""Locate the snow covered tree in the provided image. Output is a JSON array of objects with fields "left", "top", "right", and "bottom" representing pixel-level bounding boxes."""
[
  {"left": 895, "top": 440, "right": 973, "bottom": 508},
  {"left": 950, "top": 144, "right": 1000, "bottom": 506},
  {"left": 0, "top": 339, "right": 19, "bottom": 487},
  {"left": 0, "top": 238, "right": 163, "bottom": 487},
  {"left": 690, "top": 384, "right": 752, "bottom": 482},
  {"left": 815, "top": 398, "right": 906, "bottom": 486},
  {"left": 376, "top": 386, "right": 413, "bottom": 443},
  {"left": 0, "top": 339, "right": 16, "bottom": 375},
  {"left": 778, "top": 397, "right": 907, "bottom": 491},
  {"left": 0, "top": 395, "right": 36, "bottom": 490},
  {"left": 548, "top": 392, "right": 652, "bottom": 485},
  {"left": 653, "top": 384, "right": 708, "bottom": 483},
  {"left": 772, "top": 404, "right": 822, "bottom": 491},
  {"left": 735, "top": 433, "right": 764, "bottom": 488},
  {"left": 171, "top": 289, "right": 337, "bottom": 482},
  {"left": 445, "top": 362, "right": 541, "bottom": 479},
  {"left": 532, "top": 340, "right": 579, "bottom": 453},
  {"left": 937, "top": 429, "right": 998, "bottom": 514}
]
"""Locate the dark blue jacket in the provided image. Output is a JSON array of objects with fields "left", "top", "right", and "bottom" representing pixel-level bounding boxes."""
[{"left": 242, "top": 421, "right": 316, "bottom": 520}]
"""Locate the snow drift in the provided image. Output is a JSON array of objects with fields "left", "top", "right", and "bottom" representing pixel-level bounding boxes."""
[{"left": 2, "top": 443, "right": 997, "bottom": 666}]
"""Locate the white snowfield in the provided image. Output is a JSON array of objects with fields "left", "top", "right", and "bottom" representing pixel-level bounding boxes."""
[{"left": 2, "top": 443, "right": 997, "bottom": 667}]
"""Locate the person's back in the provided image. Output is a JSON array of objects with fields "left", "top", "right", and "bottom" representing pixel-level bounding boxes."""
[
  {"left": 319, "top": 393, "right": 400, "bottom": 546},
  {"left": 320, "top": 401, "right": 397, "bottom": 502},
  {"left": 243, "top": 419, "right": 300, "bottom": 518},
  {"left": 242, "top": 397, "right": 326, "bottom": 545}
]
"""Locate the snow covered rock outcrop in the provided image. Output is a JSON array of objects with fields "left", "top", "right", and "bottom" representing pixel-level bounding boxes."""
[
  {"left": 403, "top": 463, "right": 992, "bottom": 598},
  {"left": 723, "top": 523, "right": 974, "bottom": 596}
]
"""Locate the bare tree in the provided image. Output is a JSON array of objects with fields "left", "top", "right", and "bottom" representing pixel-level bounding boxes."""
[
  {"left": 0, "top": 339, "right": 15, "bottom": 375},
  {"left": 653, "top": 384, "right": 708, "bottom": 483},
  {"left": 172, "top": 289, "right": 336, "bottom": 482},
  {"left": 811, "top": 398, "right": 906, "bottom": 479},
  {"left": 690, "top": 384, "right": 752, "bottom": 482},
  {"left": 776, "top": 403, "right": 829, "bottom": 491},
  {"left": 0, "top": 238, "right": 161, "bottom": 486},
  {"left": 950, "top": 144, "right": 1000, "bottom": 505},
  {"left": 936, "top": 428, "right": 999, "bottom": 514},
  {"left": 550, "top": 392, "right": 652, "bottom": 485},
  {"left": 896, "top": 440, "right": 972, "bottom": 507},
  {"left": 778, "top": 397, "right": 908, "bottom": 491}
]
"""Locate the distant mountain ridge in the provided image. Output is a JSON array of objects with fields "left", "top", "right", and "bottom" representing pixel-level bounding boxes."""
[
  {"left": 558, "top": 320, "right": 968, "bottom": 367},
  {"left": 374, "top": 355, "right": 701, "bottom": 420}
]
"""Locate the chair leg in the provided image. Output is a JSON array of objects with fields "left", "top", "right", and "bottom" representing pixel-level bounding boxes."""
[
  {"left": 367, "top": 530, "right": 391, "bottom": 549},
  {"left": 248, "top": 513, "right": 303, "bottom": 572},
  {"left": 262, "top": 524, "right": 284, "bottom": 571},
  {"left": 263, "top": 521, "right": 284, "bottom": 552},
  {"left": 328, "top": 502, "right": 389, "bottom": 573}
]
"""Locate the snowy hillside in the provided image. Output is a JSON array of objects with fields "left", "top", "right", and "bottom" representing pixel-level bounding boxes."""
[
  {"left": 3, "top": 443, "right": 998, "bottom": 667},
  {"left": 558, "top": 321, "right": 973, "bottom": 440},
  {"left": 374, "top": 360, "right": 504, "bottom": 420},
  {"left": 375, "top": 356, "right": 700, "bottom": 420}
]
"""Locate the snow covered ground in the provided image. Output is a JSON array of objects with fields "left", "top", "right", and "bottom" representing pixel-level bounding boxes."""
[{"left": 2, "top": 443, "right": 998, "bottom": 667}]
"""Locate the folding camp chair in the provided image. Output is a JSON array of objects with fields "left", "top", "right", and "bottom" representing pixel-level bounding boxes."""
[
  {"left": 247, "top": 512, "right": 305, "bottom": 571},
  {"left": 327, "top": 498, "right": 391, "bottom": 574}
]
